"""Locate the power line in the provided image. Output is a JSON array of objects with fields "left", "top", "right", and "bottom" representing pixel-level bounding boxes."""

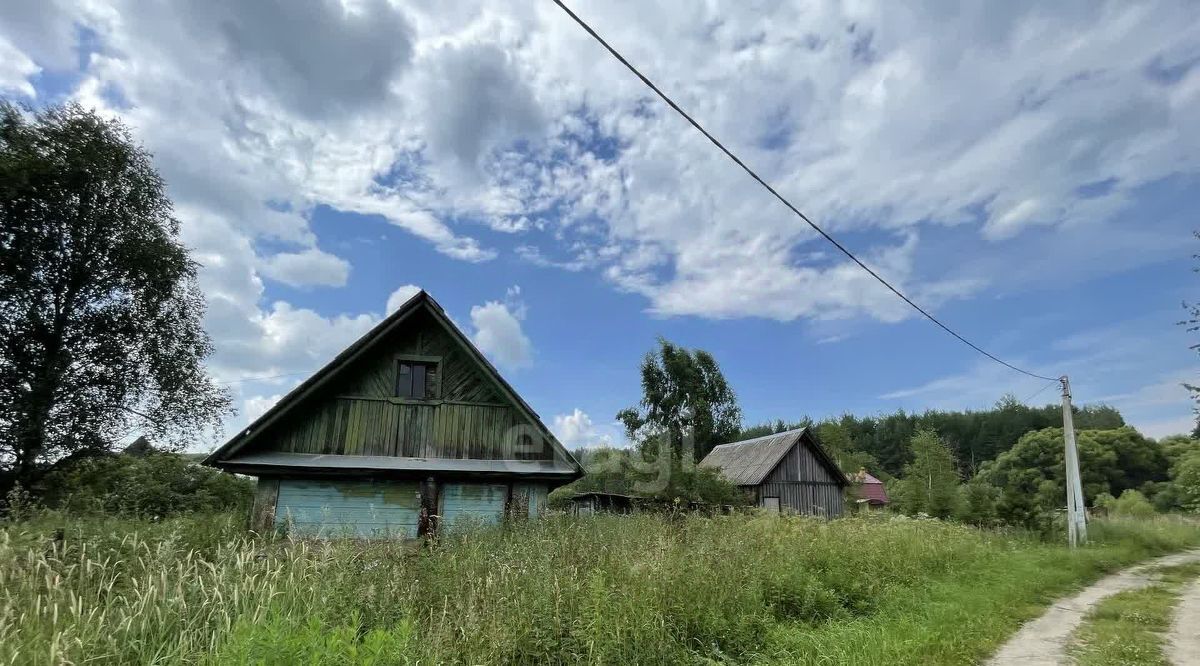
[
  {"left": 1021, "top": 379, "right": 1060, "bottom": 405},
  {"left": 550, "top": 0, "right": 1058, "bottom": 383},
  {"left": 219, "top": 371, "right": 312, "bottom": 386}
]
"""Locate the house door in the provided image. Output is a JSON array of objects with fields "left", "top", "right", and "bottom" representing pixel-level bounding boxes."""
[{"left": 763, "top": 496, "right": 781, "bottom": 514}]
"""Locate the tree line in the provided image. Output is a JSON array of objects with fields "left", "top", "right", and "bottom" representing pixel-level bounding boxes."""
[
  {"left": 556, "top": 337, "right": 1200, "bottom": 528},
  {"left": 741, "top": 398, "right": 1125, "bottom": 480}
]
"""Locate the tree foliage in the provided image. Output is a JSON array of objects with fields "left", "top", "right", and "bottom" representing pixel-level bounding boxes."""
[
  {"left": 1152, "top": 436, "right": 1200, "bottom": 513},
  {"left": 0, "top": 103, "right": 230, "bottom": 495},
  {"left": 1108, "top": 489, "right": 1156, "bottom": 518},
  {"left": 891, "top": 430, "right": 961, "bottom": 519},
  {"left": 37, "top": 450, "right": 253, "bottom": 518},
  {"left": 617, "top": 338, "right": 742, "bottom": 462},
  {"left": 956, "top": 478, "right": 1000, "bottom": 527},
  {"left": 980, "top": 427, "right": 1170, "bottom": 528},
  {"left": 744, "top": 399, "right": 1126, "bottom": 478},
  {"left": 547, "top": 446, "right": 750, "bottom": 510}
]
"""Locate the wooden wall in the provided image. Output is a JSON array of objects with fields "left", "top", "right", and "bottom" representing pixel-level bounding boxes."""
[
  {"left": 758, "top": 439, "right": 845, "bottom": 517},
  {"left": 253, "top": 309, "right": 553, "bottom": 461},
  {"left": 332, "top": 309, "right": 503, "bottom": 403}
]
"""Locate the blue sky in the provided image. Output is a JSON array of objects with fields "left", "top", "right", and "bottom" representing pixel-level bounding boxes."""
[{"left": 3, "top": 1, "right": 1198, "bottom": 448}]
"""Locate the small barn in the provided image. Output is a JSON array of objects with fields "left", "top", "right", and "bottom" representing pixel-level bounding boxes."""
[
  {"left": 203, "top": 290, "right": 584, "bottom": 538},
  {"left": 700, "top": 427, "right": 849, "bottom": 517},
  {"left": 852, "top": 469, "right": 889, "bottom": 509}
]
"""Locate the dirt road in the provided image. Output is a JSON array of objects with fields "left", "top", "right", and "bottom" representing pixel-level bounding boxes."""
[{"left": 986, "top": 549, "right": 1200, "bottom": 666}]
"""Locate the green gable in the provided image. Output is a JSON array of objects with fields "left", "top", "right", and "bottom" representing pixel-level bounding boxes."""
[{"left": 204, "top": 291, "right": 582, "bottom": 481}]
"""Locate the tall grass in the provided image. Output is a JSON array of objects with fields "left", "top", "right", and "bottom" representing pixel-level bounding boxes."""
[{"left": 1, "top": 512, "right": 1197, "bottom": 665}]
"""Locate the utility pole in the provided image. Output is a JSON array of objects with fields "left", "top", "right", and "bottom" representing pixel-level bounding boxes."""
[{"left": 1060, "top": 375, "right": 1087, "bottom": 547}]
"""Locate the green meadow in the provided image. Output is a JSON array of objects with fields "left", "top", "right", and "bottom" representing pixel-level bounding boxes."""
[{"left": 2, "top": 512, "right": 1198, "bottom": 665}]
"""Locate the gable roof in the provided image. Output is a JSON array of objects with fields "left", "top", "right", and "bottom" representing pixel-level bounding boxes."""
[
  {"left": 854, "top": 470, "right": 884, "bottom": 485},
  {"left": 852, "top": 469, "right": 889, "bottom": 504},
  {"left": 203, "top": 290, "right": 583, "bottom": 476},
  {"left": 699, "top": 427, "right": 849, "bottom": 486},
  {"left": 123, "top": 436, "right": 156, "bottom": 457}
]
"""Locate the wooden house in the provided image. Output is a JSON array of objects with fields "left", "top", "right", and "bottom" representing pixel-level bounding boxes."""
[
  {"left": 851, "top": 469, "right": 889, "bottom": 510},
  {"left": 700, "top": 427, "right": 849, "bottom": 517},
  {"left": 203, "top": 291, "right": 583, "bottom": 537}
]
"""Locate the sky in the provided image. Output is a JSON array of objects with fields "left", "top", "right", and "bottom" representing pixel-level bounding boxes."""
[{"left": 3, "top": 0, "right": 1199, "bottom": 450}]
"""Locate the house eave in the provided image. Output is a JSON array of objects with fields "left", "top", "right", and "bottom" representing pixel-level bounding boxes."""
[{"left": 213, "top": 452, "right": 582, "bottom": 484}]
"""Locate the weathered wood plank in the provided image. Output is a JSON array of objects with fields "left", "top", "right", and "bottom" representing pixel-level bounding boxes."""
[
  {"left": 250, "top": 478, "right": 280, "bottom": 533},
  {"left": 244, "top": 306, "right": 562, "bottom": 462}
]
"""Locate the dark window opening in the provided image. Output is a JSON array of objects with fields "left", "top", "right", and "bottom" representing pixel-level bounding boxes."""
[{"left": 397, "top": 361, "right": 436, "bottom": 399}]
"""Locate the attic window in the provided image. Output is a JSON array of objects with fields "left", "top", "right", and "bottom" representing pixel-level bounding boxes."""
[{"left": 396, "top": 359, "right": 438, "bottom": 399}]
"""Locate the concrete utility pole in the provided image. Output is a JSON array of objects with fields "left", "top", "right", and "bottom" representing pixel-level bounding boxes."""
[{"left": 1060, "top": 376, "right": 1087, "bottom": 547}]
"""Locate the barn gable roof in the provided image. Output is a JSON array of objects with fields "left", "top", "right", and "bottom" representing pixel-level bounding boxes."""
[
  {"left": 700, "top": 427, "right": 849, "bottom": 486},
  {"left": 203, "top": 290, "right": 582, "bottom": 477}
]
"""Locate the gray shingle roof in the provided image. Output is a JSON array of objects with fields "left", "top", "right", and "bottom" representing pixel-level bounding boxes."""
[
  {"left": 700, "top": 428, "right": 806, "bottom": 485},
  {"left": 700, "top": 427, "right": 849, "bottom": 486}
]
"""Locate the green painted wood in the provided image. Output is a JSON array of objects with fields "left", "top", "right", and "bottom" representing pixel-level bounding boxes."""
[
  {"left": 249, "top": 307, "right": 555, "bottom": 461},
  {"left": 274, "top": 479, "right": 421, "bottom": 538},
  {"left": 439, "top": 483, "right": 507, "bottom": 529}
]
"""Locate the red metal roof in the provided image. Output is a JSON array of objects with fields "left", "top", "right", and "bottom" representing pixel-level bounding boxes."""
[{"left": 853, "top": 470, "right": 889, "bottom": 505}]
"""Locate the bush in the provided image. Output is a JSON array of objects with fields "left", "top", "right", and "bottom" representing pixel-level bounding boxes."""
[
  {"left": 956, "top": 479, "right": 1000, "bottom": 526},
  {"left": 37, "top": 452, "right": 252, "bottom": 517},
  {"left": 1109, "top": 489, "right": 1156, "bottom": 518},
  {"left": 549, "top": 450, "right": 751, "bottom": 511}
]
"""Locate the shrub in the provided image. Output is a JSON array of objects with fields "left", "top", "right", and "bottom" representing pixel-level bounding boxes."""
[
  {"left": 37, "top": 452, "right": 252, "bottom": 517},
  {"left": 1109, "top": 489, "right": 1156, "bottom": 518},
  {"left": 956, "top": 479, "right": 1001, "bottom": 526}
]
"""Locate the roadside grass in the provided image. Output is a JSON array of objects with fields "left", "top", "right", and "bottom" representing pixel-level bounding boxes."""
[
  {"left": 1, "top": 512, "right": 1198, "bottom": 665},
  {"left": 1068, "top": 560, "right": 1200, "bottom": 666}
]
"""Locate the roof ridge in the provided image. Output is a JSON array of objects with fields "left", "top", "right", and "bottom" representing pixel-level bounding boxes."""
[{"left": 715, "top": 426, "right": 808, "bottom": 448}]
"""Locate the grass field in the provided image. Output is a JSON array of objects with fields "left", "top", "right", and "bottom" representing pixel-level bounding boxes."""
[{"left": 1, "top": 512, "right": 1198, "bottom": 665}]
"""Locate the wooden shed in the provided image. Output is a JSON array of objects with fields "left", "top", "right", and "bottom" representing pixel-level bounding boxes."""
[
  {"left": 700, "top": 427, "right": 849, "bottom": 517},
  {"left": 203, "top": 290, "right": 583, "bottom": 538},
  {"left": 570, "top": 491, "right": 638, "bottom": 516}
]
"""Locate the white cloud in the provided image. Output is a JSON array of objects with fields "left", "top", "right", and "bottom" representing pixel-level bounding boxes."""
[
  {"left": 259, "top": 248, "right": 351, "bottom": 288},
  {"left": 552, "top": 408, "right": 621, "bottom": 449},
  {"left": 5, "top": 0, "right": 1200, "bottom": 428},
  {"left": 212, "top": 301, "right": 378, "bottom": 382},
  {"left": 0, "top": 37, "right": 39, "bottom": 97},
  {"left": 242, "top": 394, "right": 283, "bottom": 422},
  {"left": 1141, "top": 415, "right": 1196, "bottom": 440},
  {"left": 10, "top": 0, "right": 1197, "bottom": 328},
  {"left": 416, "top": 41, "right": 545, "bottom": 184},
  {"left": 180, "top": 0, "right": 414, "bottom": 119},
  {"left": 386, "top": 284, "right": 423, "bottom": 313},
  {"left": 470, "top": 287, "right": 532, "bottom": 369}
]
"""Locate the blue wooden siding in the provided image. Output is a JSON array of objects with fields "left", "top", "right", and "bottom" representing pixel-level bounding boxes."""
[
  {"left": 274, "top": 480, "right": 421, "bottom": 538},
  {"left": 440, "top": 483, "right": 507, "bottom": 529}
]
